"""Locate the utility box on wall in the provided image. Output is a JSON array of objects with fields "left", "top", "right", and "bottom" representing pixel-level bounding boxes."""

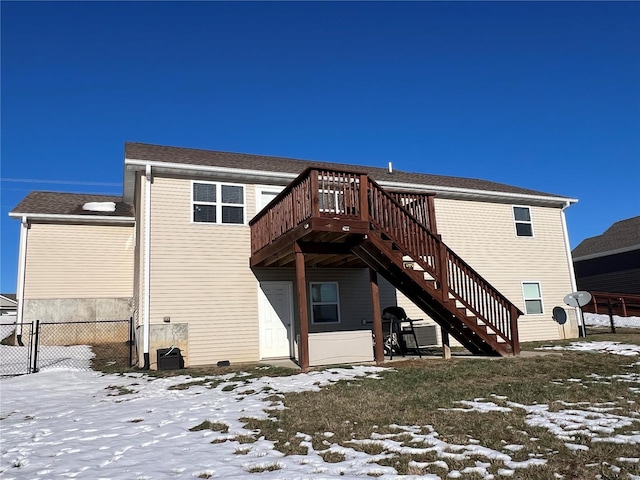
[{"left": 157, "top": 347, "right": 183, "bottom": 370}]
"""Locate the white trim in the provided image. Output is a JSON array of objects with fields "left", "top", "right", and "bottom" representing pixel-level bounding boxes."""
[
  {"left": 191, "top": 180, "right": 247, "bottom": 225},
  {"left": 126, "top": 158, "right": 299, "bottom": 181},
  {"left": 377, "top": 179, "right": 578, "bottom": 205},
  {"left": 125, "top": 158, "right": 577, "bottom": 206},
  {"left": 561, "top": 202, "right": 583, "bottom": 336},
  {"left": 8, "top": 212, "right": 134, "bottom": 224},
  {"left": 573, "top": 244, "right": 640, "bottom": 262},
  {"left": 521, "top": 281, "right": 544, "bottom": 315},
  {"left": 15, "top": 217, "right": 28, "bottom": 332},
  {"left": 143, "top": 165, "right": 152, "bottom": 357},
  {"left": 310, "top": 282, "right": 341, "bottom": 325},
  {"left": 512, "top": 205, "right": 534, "bottom": 238}
]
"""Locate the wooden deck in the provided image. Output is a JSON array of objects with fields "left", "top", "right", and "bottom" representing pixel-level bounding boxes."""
[{"left": 249, "top": 167, "right": 523, "bottom": 370}]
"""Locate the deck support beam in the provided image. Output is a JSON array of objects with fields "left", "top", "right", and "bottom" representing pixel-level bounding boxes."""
[
  {"left": 369, "top": 269, "right": 384, "bottom": 364},
  {"left": 295, "top": 242, "right": 310, "bottom": 372}
]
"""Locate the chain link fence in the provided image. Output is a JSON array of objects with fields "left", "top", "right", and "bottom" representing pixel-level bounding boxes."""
[{"left": 1, "top": 318, "right": 134, "bottom": 376}]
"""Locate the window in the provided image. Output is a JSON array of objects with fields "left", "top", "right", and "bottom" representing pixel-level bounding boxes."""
[
  {"left": 513, "top": 206, "right": 533, "bottom": 237},
  {"left": 192, "top": 182, "right": 245, "bottom": 224},
  {"left": 310, "top": 282, "right": 340, "bottom": 324},
  {"left": 522, "top": 282, "right": 543, "bottom": 315},
  {"left": 257, "top": 186, "right": 284, "bottom": 211}
]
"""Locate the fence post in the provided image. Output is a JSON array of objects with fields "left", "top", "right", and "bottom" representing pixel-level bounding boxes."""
[
  {"left": 32, "top": 319, "right": 40, "bottom": 373},
  {"left": 129, "top": 316, "right": 134, "bottom": 367},
  {"left": 607, "top": 299, "right": 616, "bottom": 334}
]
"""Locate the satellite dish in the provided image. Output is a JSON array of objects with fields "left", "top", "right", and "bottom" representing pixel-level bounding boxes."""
[
  {"left": 563, "top": 291, "right": 592, "bottom": 308},
  {"left": 552, "top": 306, "right": 567, "bottom": 325}
]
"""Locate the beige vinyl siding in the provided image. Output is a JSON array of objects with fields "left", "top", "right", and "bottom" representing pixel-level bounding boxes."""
[
  {"left": 23, "top": 223, "right": 134, "bottom": 299},
  {"left": 148, "top": 176, "right": 259, "bottom": 366},
  {"left": 431, "top": 198, "right": 574, "bottom": 341}
]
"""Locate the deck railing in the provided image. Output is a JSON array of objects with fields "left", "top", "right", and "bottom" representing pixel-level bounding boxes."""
[{"left": 250, "top": 167, "right": 367, "bottom": 253}]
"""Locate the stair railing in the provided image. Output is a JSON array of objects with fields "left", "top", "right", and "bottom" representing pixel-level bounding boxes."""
[{"left": 367, "top": 179, "right": 522, "bottom": 352}]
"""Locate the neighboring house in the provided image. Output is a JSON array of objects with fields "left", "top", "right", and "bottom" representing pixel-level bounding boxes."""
[
  {"left": 0, "top": 294, "right": 17, "bottom": 317},
  {"left": 8, "top": 192, "right": 135, "bottom": 333},
  {"left": 11, "top": 142, "right": 580, "bottom": 370},
  {"left": 572, "top": 216, "right": 640, "bottom": 295}
]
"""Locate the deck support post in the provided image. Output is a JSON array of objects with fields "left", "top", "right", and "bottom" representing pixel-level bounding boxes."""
[
  {"left": 437, "top": 236, "right": 449, "bottom": 303},
  {"left": 427, "top": 195, "right": 438, "bottom": 234},
  {"left": 359, "top": 174, "right": 369, "bottom": 221},
  {"left": 509, "top": 305, "right": 521, "bottom": 355},
  {"left": 441, "top": 327, "right": 451, "bottom": 360},
  {"left": 369, "top": 269, "right": 384, "bottom": 364},
  {"left": 295, "top": 242, "right": 310, "bottom": 372}
]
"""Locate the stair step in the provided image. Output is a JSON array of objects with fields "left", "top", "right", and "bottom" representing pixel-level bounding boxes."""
[{"left": 355, "top": 230, "right": 516, "bottom": 357}]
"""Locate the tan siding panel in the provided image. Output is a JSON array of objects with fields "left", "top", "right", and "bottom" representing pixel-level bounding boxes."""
[
  {"left": 148, "top": 177, "right": 259, "bottom": 366},
  {"left": 433, "top": 198, "right": 575, "bottom": 342},
  {"left": 24, "top": 223, "right": 134, "bottom": 299}
]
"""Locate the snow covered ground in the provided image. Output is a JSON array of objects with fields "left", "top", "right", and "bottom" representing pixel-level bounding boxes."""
[
  {"left": 1, "top": 313, "right": 639, "bottom": 478},
  {"left": 1, "top": 340, "right": 639, "bottom": 479}
]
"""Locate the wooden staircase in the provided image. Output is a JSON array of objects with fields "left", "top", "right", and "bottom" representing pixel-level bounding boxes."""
[
  {"left": 250, "top": 167, "right": 523, "bottom": 357},
  {"left": 352, "top": 179, "right": 522, "bottom": 356}
]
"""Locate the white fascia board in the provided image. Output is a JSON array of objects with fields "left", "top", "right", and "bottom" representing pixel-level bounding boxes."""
[
  {"left": 123, "top": 158, "right": 577, "bottom": 207},
  {"left": 125, "top": 158, "right": 298, "bottom": 182},
  {"left": 378, "top": 179, "right": 578, "bottom": 206},
  {"left": 8, "top": 212, "right": 135, "bottom": 224},
  {"left": 573, "top": 244, "right": 640, "bottom": 262}
]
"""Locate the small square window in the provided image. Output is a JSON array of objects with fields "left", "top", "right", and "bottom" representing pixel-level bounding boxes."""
[
  {"left": 310, "top": 282, "right": 340, "bottom": 324},
  {"left": 194, "top": 183, "right": 216, "bottom": 203},
  {"left": 513, "top": 206, "right": 533, "bottom": 237},
  {"left": 522, "top": 282, "right": 543, "bottom": 315}
]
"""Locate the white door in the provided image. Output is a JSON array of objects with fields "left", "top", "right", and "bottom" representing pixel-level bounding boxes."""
[{"left": 259, "top": 281, "right": 294, "bottom": 358}]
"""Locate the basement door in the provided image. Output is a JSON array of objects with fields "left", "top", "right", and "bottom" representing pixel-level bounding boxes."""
[{"left": 258, "top": 281, "right": 294, "bottom": 359}]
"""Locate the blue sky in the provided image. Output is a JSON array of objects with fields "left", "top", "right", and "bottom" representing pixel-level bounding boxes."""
[{"left": 1, "top": 1, "right": 639, "bottom": 292}]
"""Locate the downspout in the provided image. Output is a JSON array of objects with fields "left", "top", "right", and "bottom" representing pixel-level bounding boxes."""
[
  {"left": 561, "top": 201, "right": 583, "bottom": 337},
  {"left": 15, "top": 216, "right": 28, "bottom": 346},
  {"left": 143, "top": 165, "right": 152, "bottom": 368}
]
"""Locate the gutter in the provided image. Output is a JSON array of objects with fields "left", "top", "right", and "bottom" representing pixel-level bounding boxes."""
[
  {"left": 573, "top": 244, "right": 640, "bottom": 262},
  {"left": 561, "top": 201, "right": 584, "bottom": 337},
  {"left": 8, "top": 212, "right": 134, "bottom": 224},
  {"left": 143, "top": 165, "right": 152, "bottom": 369},
  {"left": 15, "top": 216, "right": 28, "bottom": 346},
  {"left": 378, "top": 179, "right": 578, "bottom": 206}
]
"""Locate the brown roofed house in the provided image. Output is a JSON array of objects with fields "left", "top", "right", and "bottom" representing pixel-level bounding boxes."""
[
  {"left": 572, "top": 216, "right": 640, "bottom": 295},
  {"left": 10, "top": 142, "right": 581, "bottom": 370}
]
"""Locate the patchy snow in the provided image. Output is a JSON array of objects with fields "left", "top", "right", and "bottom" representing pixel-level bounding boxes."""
[
  {"left": 82, "top": 201, "right": 116, "bottom": 212},
  {"left": 536, "top": 341, "right": 640, "bottom": 356},
  {"left": 1, "top": 339, "right": 639, "bottom": 479}
]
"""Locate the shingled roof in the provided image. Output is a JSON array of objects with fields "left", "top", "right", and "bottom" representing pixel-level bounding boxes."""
[
  {"left": 572, "top": 216, "right": 640, "bottom": 259},
  {"left": 10, "top": 192, "right": 134, "bottom": 218},
  {"left": 125, "top": 142, "right": 570, "bottom": 199}
]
